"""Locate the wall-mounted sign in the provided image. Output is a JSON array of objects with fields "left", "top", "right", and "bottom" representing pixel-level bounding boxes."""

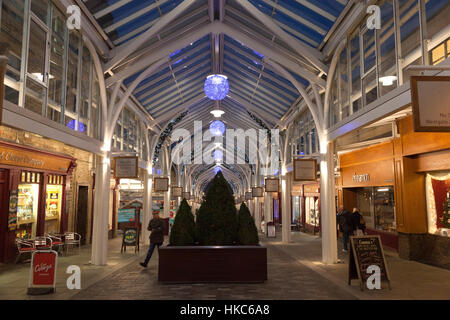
[
  {"left": 0, "top": 141, "right": 73, "bottom": 172},
  {"left": 113, "top": 156, "right": 138, "bottom": 179},
  {"left": 252, "top": 187, "right": 263, "bottom": 197},
  {"left": 348, "top": 235, "right": 391, "bottom": 291},
  {"left": 8, "top": 190, "right": 18, "bottom": 231},
  {"left": 245, "top": 192, "right": 252, "bottom": 200},
  {"left": 171, "top": 186, "right": 183, "bottom": 197},
  {"left": 411, "top": 76, "right": 450, "bottom": 132},
  {"left": 293, "top": 159, "right": 317, "bottom": 181},
  {"left": 265, "top": 178, "right": 279, "bottom": 193},
  {"left": 27, "top": 250, "right": 58, "bottom": 295},
  {"left": 153, "top": 177, "right": 169, "bottom": 192},
  {"left": 183, "top": 192, "right": 191, "bottom": 200},
  {"left": 352, "top": 173, "right": 370, "bottom": 183}
]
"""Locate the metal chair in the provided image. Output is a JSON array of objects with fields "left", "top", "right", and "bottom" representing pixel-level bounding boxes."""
[
  {"left": 64, "top": 232, "right": 81, "bottom": 255},
  {"left": 46, "top": 234, "right": 64, "bottom": 255},
  {"left": 15, "top": 238, "right": 35, "bottom": 263}
]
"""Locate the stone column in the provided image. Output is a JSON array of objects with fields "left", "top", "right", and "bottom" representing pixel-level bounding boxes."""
[
  {"left": 254, "top": 197, "right": 261, "bottom": 232},
  {"left": 91, "top": 154, "right": 111, "bottom": 265},
  {"left": 142, "top": 171, "right": 152, "bottom": 245},
  {"left": 320, "top": 141, "right": 338, "bottom": 264},
  {"left": 281, "top": 172, "right": 291, "bottom": 243}
]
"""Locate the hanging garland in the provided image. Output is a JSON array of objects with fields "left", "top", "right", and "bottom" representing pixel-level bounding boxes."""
[
  {"left": 247, "top": 110, "right": 272, "bottom": 142},
  {"left": 153, "top": 110, "right": 189, "bottom": 164}
]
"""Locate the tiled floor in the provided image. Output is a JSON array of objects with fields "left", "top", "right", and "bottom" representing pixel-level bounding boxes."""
[{"left": 2, "top": 232, "right": 450, "bottom": 300}]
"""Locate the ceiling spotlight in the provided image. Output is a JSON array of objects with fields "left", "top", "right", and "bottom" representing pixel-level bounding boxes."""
[{"left": 210, "top": 109, "right": 225, "bottom": 117}]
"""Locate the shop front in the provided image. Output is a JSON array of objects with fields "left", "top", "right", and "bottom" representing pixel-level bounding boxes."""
[
  {"left": 338, "top": 141, "right": 398, "bottom": 251},
  {"left": 0, "top": 140, "right": 76, "bottom": 262}
]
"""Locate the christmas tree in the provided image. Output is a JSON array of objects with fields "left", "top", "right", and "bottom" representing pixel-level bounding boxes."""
[
  {"left": 195, "top": 171, "right": 239, "bottom": 245},
  {"left": 238, "top": 202, "right": 259, "bottom": 245},
  {"left": 169, "top": 198, "right": 195, "bottom": 246}
]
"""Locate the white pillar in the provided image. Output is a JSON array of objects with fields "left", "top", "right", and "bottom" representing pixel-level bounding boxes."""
[
  {"left": 91, "top": 154, "right": 111, "bottom": 266},
  {"left": 281, "top": 172, "right": 291, "bottom": 243},
  {"left": 255, "top": 197, "right": 261, "bottom": 232},
  {"left": 264, "top": 190, "right": 271, "bottom": 223},
  {"left": 320, "top": 140, "right": 338, "bottom": 264},
  {"left": 142, "top": 171, "right": 152, "bottom": 245},
  {"left": 164, "top": 184, "right": 170, "bottom": 218}
]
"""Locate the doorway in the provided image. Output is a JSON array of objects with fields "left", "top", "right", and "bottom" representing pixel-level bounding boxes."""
[
  {"left": 0, "top": 169, "right": 8, "bottom": 262},
  {"left": 76, "top": 186, "right": 89, "bottom": 245}
]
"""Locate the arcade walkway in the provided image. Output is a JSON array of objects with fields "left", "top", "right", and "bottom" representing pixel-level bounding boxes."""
[{"left": 2, "top": 233, "right": 450, "bottom": 300}]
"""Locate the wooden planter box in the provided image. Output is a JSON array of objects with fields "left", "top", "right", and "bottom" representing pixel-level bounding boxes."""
[{"left": 158, "top": 245, "right": 267, "bottom": 283}]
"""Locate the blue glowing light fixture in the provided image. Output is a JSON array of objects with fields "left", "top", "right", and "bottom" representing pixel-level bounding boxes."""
[
  {"left": 209, "top": 120, "right": 226, "bottom": 136},
  {"left": 204, "top": 74, "right": 229, "bottom": 100},
  {"left": 67, "top": 119, "right": 86, "bottom": 133},
  {"left": 214, "top": 166, "right": 222, "bottom": 175}
]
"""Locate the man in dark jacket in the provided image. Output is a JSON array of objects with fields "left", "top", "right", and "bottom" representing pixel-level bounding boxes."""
[
  {"left": 140, "top": 211, "right": 165, "bottom": 268},
  {"left": 352, "top": 207, "right": 366, "bottom": 235},
  {"left": 338, "top": 206, "right": 353, "bottom": 252}
]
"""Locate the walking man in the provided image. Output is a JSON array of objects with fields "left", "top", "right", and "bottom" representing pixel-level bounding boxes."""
[{"left": 140, "top": 211, "right": 164, "bottom": 268}]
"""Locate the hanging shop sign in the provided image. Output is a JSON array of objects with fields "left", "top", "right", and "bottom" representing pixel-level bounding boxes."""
[
  {"left": 153, "top": 177, "right": 169, "bottom": 192},
  {"left": 245, "top": 192, "right": 253, "bottom": 200},
  {"left": 348, "top": 235, "right": 391, "bottom": 291},
  {"left": 0, "top": 141, "right": 73, "bottom": 172},
  {"left": 293, "top": 159, "right": 317, "bottom": 181},
  {"left": 252, "top": 187, "right": 263, "bottom": 197},
  {"left": 113, "top": 156, "right": 138, "bottom": 179},
  {"left": 27, "top": 250, "right": 58, "bottom": 295},
  {"left": 121, "top": 227, "right": 139, "bottom": 253},
  {"left": 265, "top": 178, "right": 279, "bottom": 192},
  {"left": 183, "top": 192, "right": 191, "bottom": 200},
  {"left": 411, "top": 76, "right": 450, "bottom": 132},
  {"left": 171, "top": 186, "right": 183, "bottom": 197}
]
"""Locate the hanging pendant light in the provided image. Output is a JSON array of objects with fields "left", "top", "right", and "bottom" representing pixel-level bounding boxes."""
[
  {"left": 204, "top": 74, "right": 229, "bottom": 100},
  {"left": 210, "top": 101, "right": 225, "bottom": 117}
]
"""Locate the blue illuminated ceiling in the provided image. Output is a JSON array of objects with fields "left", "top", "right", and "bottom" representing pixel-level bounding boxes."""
[{"left": 84, "top": 0, "right": 349, "bottom": 183}]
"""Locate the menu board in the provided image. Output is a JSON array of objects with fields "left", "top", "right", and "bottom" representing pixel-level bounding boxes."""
[
  {"left": 348, "top": 235, "right": 391, "bottom": 290},
  {"left": 8, "top": 190, "right": 18, "bottom": 230},
  {"left": 245, "top": 192, "right": 252, "bottom": 200},
  {"left": 121, "top": 227, "right": 139, "bottom": 253},
  {"left": 113, "top": 157, "right": 138, "bottom": 179}
]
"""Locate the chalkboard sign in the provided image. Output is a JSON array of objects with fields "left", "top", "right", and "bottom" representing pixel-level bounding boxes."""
[
  {"left": 348, "top": 235, "right": 391, "bottom": 291},
  {"left": 121, "top": 228, "right": 139, "bottom": 253}
]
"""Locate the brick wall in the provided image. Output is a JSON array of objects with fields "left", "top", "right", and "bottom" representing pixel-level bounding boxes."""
[{"left": 0, "top": 125, "right": 95, "bottom": 242}]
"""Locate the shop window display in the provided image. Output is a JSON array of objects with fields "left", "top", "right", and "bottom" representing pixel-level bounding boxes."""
[
  {"left": 356, "top": 186, "right": 396, "bottom": 233},
  {"left": 45, "top": 184, "right": 62, "bottom": 234},
  {"left": 426, "top": 172, "right": 450, "bottom": 237},
  {"left": 17, "top": 183, "right": 39, "bottom": 239},
  {"left": 305, "top": 197, "right": 319, "bottom": 227}
]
